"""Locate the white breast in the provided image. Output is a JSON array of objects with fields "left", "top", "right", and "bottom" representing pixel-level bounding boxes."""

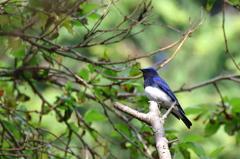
[{"left": 144, "top": 86, "right": 173, "bottom": 107}]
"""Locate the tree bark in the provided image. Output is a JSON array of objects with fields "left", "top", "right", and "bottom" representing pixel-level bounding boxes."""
[{"left": 114, "top": 101, "right": 171, "bottom": 159}]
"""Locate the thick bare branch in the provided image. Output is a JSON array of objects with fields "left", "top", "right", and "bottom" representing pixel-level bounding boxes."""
[{"left": 114, "top": 101, "right": 172, "bottom": 159}]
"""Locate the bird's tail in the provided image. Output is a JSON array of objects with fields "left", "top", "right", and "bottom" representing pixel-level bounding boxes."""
[
  {"left": 161, "top": 104, "right": 192, "bottom": 129},
  {"left": 181, "top": 114, "right": 192, "bottom": 129}
]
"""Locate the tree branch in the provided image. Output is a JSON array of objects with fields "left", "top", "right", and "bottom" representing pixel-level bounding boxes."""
[{"left": 114, "top": 101, "right": 172, "bottom": 159}]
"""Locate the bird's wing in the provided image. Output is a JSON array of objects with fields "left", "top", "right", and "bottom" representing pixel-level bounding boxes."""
[
  {"left": 154, "top": 77, "right": 185, "bottom": 113},
  {"left": 154, "top": 77, "right": 177, "bottom": 101}
]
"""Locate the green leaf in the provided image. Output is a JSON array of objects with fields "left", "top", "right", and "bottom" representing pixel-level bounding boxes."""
[
  {"left": 102, "top": 69, "right": 118, "bottom": 82},
  {"left": 206, "top": 0, "right": 216, "bottom": 13},
  {"left": 8, "top": 37, "right": 22, "bottom": 52},
  {"left": 76, "top": 92, "right": 85, "bottom": 98},
  {"left": 185, "top": 142, "right": 206, "bottom": 158},
  {"left": 93, "top": 86, "right": 104, "bottom": 101},
  {"left": 59, "top": 107, "right": 73, "bottom": 122},
  {"left": 87, "top": 127, "right": 98, "bottom": 139},
  {"left": 103, "top": 49, "right": 109, "bottom": 60},
  {"left": 101, "top": 87, "right": 115, "bottom": 97},
  {"left": 0, "top": 15, "right": 11, "bottom": 26},
  {"left": 62, "top": 16, "right": 78, "bottom": 35},
  {"left": 92, "top": 77, "right": 100, "bottom": 83},
  {"left": 76, "top": 92, "right": 86, "bottom": 105},
  {"left": 123, "top": 78, "right": 142, "bottom": 87},
  {"left": 63, "top": 22, "right": 75, "bottom": 35},
  {"left": 28, "top": 55, "right": 39, "bottom": 65},
  {"left": 118, "top": 67, "right": 131, "bottom": 77},
  {"left": 84, "top": 110, "right": 107, "bottom": 122},
  {"left": 71, "top": 20, "right": 84, "bottom": 27},
  {"left": 204, "top": 120, "right": 220, "bottom": 137},
  {"left": 233, "top": 116, "right": 240, "bottom": 129},
  {"left": 36, "top": 12, "right": 48, "bottom": 29},
  {"left": 110, "top": 130, "right": 121, "bottom": 137},
  {"left": 209, "top": 146, "right": 225, "bottom": 158},
  {"left": 88, "top": 64, "right": 95, "bottom": 73},
  {"left": 0, "top": 112, "right": 5, "bottom": 119},
  {"left": 78, "top": 68, "right": 89, "bottom": 81},
  {"left": 129, "top": 63, "right": 141, "bottom": 77},
  {"left": 88, "top": 13, "right": 101, "bottom": 21},
  {"left": 233, "top": 1, "right": 239, "bottom": 6},
  {"left": 81, "top": 3, "right": 100, "bottom": 14},
  {"left": 179, "top": 148, "right": 190, "bottom": 159},
  {"left": 63, "top": 23, "right": 74, "bottom": 35},
  {"left": 229, "top": 0, "right": 239, "bottom": 5},
  {"left": 229, "top": 0, "right": 238, "bottom": 2},
  {"left": 223, "top": 96, "right": 230, "bottom": 102},
  {"left": 39, "top": 69, "right": 49, "bottom": 78},
  {"left": 43, "top": 104, "right": 51, "bottom": 113},
  {"left": 12, "top": 45, "right": 25, "bottom": 58},
  {"left": 113, "top": 124, "right": 130, "bottom": 137},
  {"left": 16, "top": 60, "right": 23, "bottom": 67},
  {"left": 42, "top": 54, "right": 54, "bottom": 65},
  {"left": 2, "top": 120, "right": 19, "bottom": 138},
  {"left": 2, "top": 120, "right": 15, "bottom": 130},
  {"left": 4, "top": 94, "right": 17, "bottom": 109},
  {"left": 183, "top": 134, "right": 205, "bottom": 142},
  {"left": 140, "top": 125, "right": 152, "bottom": 133},
  {"left": 125, "top": 142, "right": 132, "bottom": 148},
  {"left": 66, "top": 81, "right": 73, "bottom": 91},
  {"left": 29, "top": 0, "right": 45, "bottom": 9},
  {"left": 230, "top": 98, "right": 240, "bottom": 113},
  {"left": 49, "top": 31, "right": 59, "bottom": 40},
  {"left": 103, "top": 69, "right": 117, "bottom": 77},
  {"left": 224, "top": 121, "right": 235, "bottom": 135},
  {"left": 68, "top": 122, "right": 79, "bottom": 132},
  {"left": 17, "top": 93, "right": 30, "bottom": 102}
]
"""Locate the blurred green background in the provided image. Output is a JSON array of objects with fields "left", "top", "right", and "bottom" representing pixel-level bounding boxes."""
[{"left": 1, "top": 0, "right": 240, "bottom": 158}]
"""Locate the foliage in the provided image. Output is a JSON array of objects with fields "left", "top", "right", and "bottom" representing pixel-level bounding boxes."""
[{"left": 0, "top": 0, "right": 239, "bottom": 158}]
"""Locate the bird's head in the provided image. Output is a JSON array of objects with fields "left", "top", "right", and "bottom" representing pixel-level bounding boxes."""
[{"left": 139, "top": 67, "right": 159, "bottom": 79}]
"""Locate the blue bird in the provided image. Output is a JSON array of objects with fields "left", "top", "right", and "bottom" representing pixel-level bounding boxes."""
[{"left": 140, "top": 67, "right": 192, "bottom": 129}]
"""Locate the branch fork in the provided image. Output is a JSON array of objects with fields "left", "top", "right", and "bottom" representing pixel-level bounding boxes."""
[{"left": 114, "top": 101, "right": 176, "bottom": 159}]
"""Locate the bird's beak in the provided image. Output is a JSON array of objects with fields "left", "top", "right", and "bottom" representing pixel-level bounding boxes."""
[{"left": 139, "top": 68, "right": 144, "bottom": 72}]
